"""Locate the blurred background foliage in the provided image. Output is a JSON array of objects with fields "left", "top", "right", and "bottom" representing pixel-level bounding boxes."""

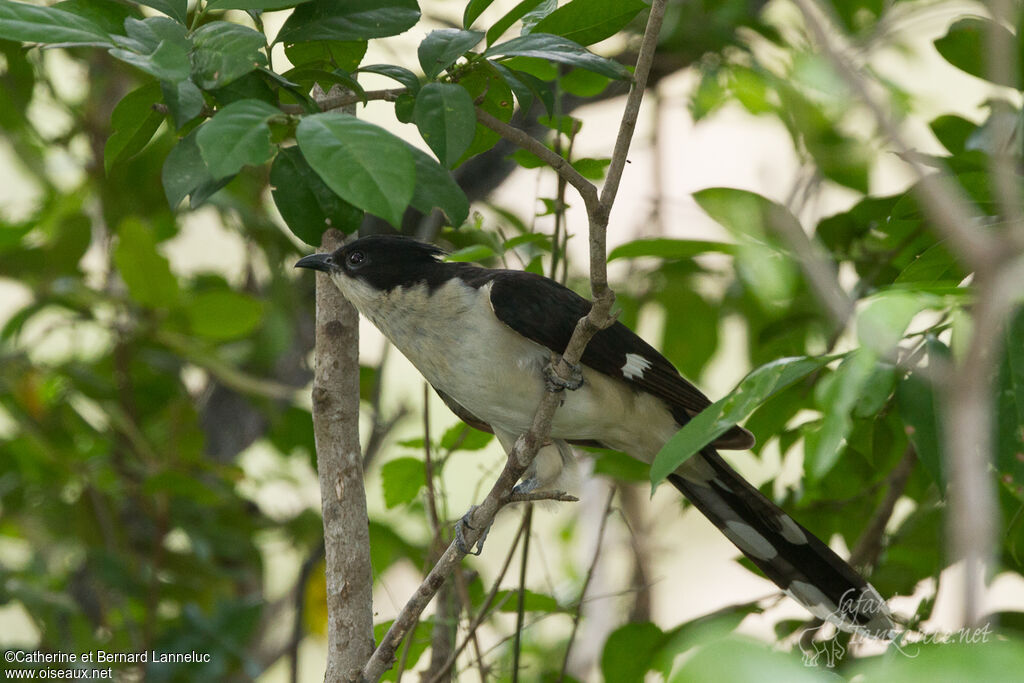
[{"left": 0, "top": 0, "right": 1023, "bottom": 681}]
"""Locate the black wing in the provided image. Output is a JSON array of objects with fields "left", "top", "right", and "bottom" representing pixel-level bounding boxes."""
[{"left": 487, "top": 271, "right": 754, "bottom": 450}]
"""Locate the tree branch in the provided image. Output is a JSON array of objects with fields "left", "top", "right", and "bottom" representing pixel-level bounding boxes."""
[
  {"left": 280, "top": 88, "right": 407, "bottom": 115},
  {"left": 794, "top": 0, "right": 998, "bottom": 272},
  {"left": 849, "top": 445, "right": 917, "bottom": 570},
  {"left": 312, "top": 227, "right": 374, "bottom": 679},
  {"left": 475, "top": 108, "right": 599, "bottom": 217},
  {"left": 558, "top": 488, "right": 615, "bottom": 682},
  {"left": 794, "top": 0, "right": 1024, "bottom": 630}
]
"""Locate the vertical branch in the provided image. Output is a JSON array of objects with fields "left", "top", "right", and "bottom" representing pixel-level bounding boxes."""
[
  {"left": 793, "top": 0, "right": 1024, "bottom": 627},
  {"left": 558, "top": 488, "right": 615, "bottom": 682},
  {"left": 940, "top": 270, "right": 1009, "bottom": 625},
  {"left": 423, "top": 384, "right": 457, "bottom": 683},
  {"left": 311, "top": 227, "right": 374, "bottom": 679},
  {"left": 511, "top": 506, "right": 534, "bottom": 683}
]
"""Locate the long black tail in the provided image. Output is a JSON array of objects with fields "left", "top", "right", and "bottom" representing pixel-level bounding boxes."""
[{"left": 670, "top": 448, "right": 894, "bottom": 638}]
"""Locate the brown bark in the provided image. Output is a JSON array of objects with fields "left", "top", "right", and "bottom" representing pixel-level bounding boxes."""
[{"left": 312, "top": 228, "right": 374, "bottom": 680}]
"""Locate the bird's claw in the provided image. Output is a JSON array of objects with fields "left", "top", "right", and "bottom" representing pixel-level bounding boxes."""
[
  {"left": 455, "top": 505, "right": 490, "bottom": 556},
  {"left": 544, "top": 362, "right": 583, "bottom": 392},
  {"left": 512, "top": 477, "right": 540, "bottom": 496}
]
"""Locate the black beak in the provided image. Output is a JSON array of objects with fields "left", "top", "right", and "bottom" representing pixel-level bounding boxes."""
[{"left": 295, "top": 253, "right": 334, "bottom": 273}]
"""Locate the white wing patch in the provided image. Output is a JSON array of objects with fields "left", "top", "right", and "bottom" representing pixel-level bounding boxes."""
[
  {"left": 723, "top": 520, "right": 778, "bottom": 561},
  {"left": 621, "top": 352, "right": 653, "bottom": 380}
]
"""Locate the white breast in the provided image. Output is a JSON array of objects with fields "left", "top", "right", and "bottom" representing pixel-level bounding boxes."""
[{"left": 333, "top": 274, "right": 678, "bottom": 459}]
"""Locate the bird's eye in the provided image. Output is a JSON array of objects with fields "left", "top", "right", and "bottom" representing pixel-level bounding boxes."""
[{"left": 346, "top": 250, "right": 366, "bottom": 268}]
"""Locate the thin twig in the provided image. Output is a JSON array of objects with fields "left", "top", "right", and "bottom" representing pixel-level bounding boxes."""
[
  {"left": 511, "top": 506, "right": 533, "bottom": 683},
  {"left": 506, "top": 491, "right": 579, "bottom": 504},
  {"left": 794, "top": 0, "right": 995, "bottom": 271},
  {"left": 476, "top": 109, "right": 598, "bottom": 217},
  {"left": 558, "top": 488, "right": 616, "bottom": 682},
  {"left": 849, "top": 446, "right": 917, "bottom": 570},
  {"left": 428, "top": 515, "right": 532, "bottom": 683},
  {"left": 290, "top": 543, "right": 326, "bottom": 683},
  {"left": 280, "top": 88, "right": 406, "bottom": 115},
  {"left": 452, "top": 567, "right": 489, "bottom": 683}
]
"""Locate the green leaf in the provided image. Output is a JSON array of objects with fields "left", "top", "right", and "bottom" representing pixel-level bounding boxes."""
[
  {"left": 674, "top": 635, "right": 827, "bottom": 682},
  {"left": 486, "top": 32, "right": 630, "bottom": 80},
  {"left": 187, "top": 290, "right": 263, "bottom": 340},
  {"left": 804, "top": 349, "right": 877, "bottom": 480},
  {"left": 439, "top": 423, "right": 493, "bottom": 451},
  {"left": 357, "top": 63, "right": 420, "bottom": 94},
  {"left": 160, "top": 78, "right": 204, "bottom": 129},
  {"left": 856, "top": 291, "right": 928, "bottom": 355},
  {"left": 934, "top": 17, "right": 1021, "bottom": 88},
  {"left": 520, "top": 0, "right": 556, "bottom": 33},
  {"left": 693, "top": 187, "right": 800, "bottom": 312},
  {"left": 270, "top": 146, "right": 363, "bottom": 246},
  {"left": 0, "top": 0, "right": 113, "bottom": 46},
  {"left": 284, "top": 67, "right": 367, "bottom": 102},
  {"left": 650, "top": 355, "right": 836, "bottom": 487},
  {"left": 381, "top": 457, "right": 425, "bottom": 508},
  {"left": 492, "top": 589, "right": 561, "bottom": 613},
  {"left": 777, "top": 85, "right": 870, "bottom": 193},
  {"left": 208, "top": 69, "right": 277, "bottom": 107},
  {"left": 209, "top": 0, "right": 312, "bottom": 9},
  {"left": 657, "top": 283, "right": 717, "bottom": 380},
  {"left": 494, "top": 62, "right": 555, "bottom": 113},
  {"left": 601, "top": 622, "right": 664, "bottom": 683},
  {"left": 296, "top": 113, "right": 415, "bottom": 227},
  {"left": 608, "top": 237, "right": 737, "bottom": 261},
  {"left": 418, "top": 29, "right": 483, "bottom": 79},
  {"left": 132, "top": 0, "right": 187, "bottom": 24},
  {"left": 532, "top": 0, "right": 647, "bottom": 46},
  {"left": 463, "top": 0, "right": 496, "bottom": 28},
  {"left": 285, "top": 40, "right": 367, "bottom": 73},
  {"left": 196, "top": 99, "right": 280, "bottom": 179},
  {"left": 591, "top": 448, "right": 648, "bottom": 482},
  {"left": 162, "top": 129, "right": 232, "bottom": 209},
  {"left": 444, "top": 244, "right": 494, "bottom": 262},
  {"left": 56, "top": 0, "right": 136, "bottom": 36},
  {"left": 455, "top": 61, "right": 514, "bottom": 162},
  {"left": 109, "top": 17, "right": 191, "bottom": 82},
  {"left": 113, "top": 218, "right": 179, "bottom": 308},
  {"left": 369, "top": 521, "right": 424, "bottom": 572},
  {"left": 560, "top": 67, "right": 609, "bottom": 96},
  {"left": 484, "top": 0, "right": 545, "bottom": 46},
  {"left": 728, "top": 65, "right": 773, "bottom": 115},
  {"left": 394, "top": 93, "right": 415, "bottom": 122},
  {"left": 897, "top": 342, "right": 948, "bottom": 491},
  {"left": 413, "top": 83, "right": 476, "bottom": 167},
  {"left": 996, "top": 308, "right": 1024, "bottom": 500},
  {"left": 277, "top": 0, "right": 420, "bottom": 44},
  {"left": 930, "top": 114, "right": 976, "bottom": 155},
  {"left": 572, "top": 157, "right": 610, "bottom": 180},
  {"left": 894, "top": 242, "right": 960, "bottom": 285},
  {"left": 191, "top": 21, "right": 267, "bottom": 89},
  {"left": 850, "top": 641, "right": 1024, "bottom": 683},
  {"left": 105, "top": 81, "right": 164, "bottom": 174},
  {"left": 406, "top": 144, "right": 470, "bottom": 226}
]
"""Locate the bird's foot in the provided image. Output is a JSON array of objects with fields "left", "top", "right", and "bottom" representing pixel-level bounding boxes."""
[
  {"left": 544, "top": 361, "right": 583, "bottom": 392},
  {"left": 455, "top": 505, "right": 491, "bottom": 556},
  {"left": 512, "top": 477, "right": 540, "bottom": 496}
]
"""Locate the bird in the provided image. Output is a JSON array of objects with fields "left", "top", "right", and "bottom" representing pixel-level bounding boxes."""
[{"left": 296, "top": 234, "right": 895, "bottom": 638}]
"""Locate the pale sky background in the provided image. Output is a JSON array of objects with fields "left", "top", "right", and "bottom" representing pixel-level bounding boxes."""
[{"left": 1, "top": 0, "right": 1023, "bottom": 680}]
